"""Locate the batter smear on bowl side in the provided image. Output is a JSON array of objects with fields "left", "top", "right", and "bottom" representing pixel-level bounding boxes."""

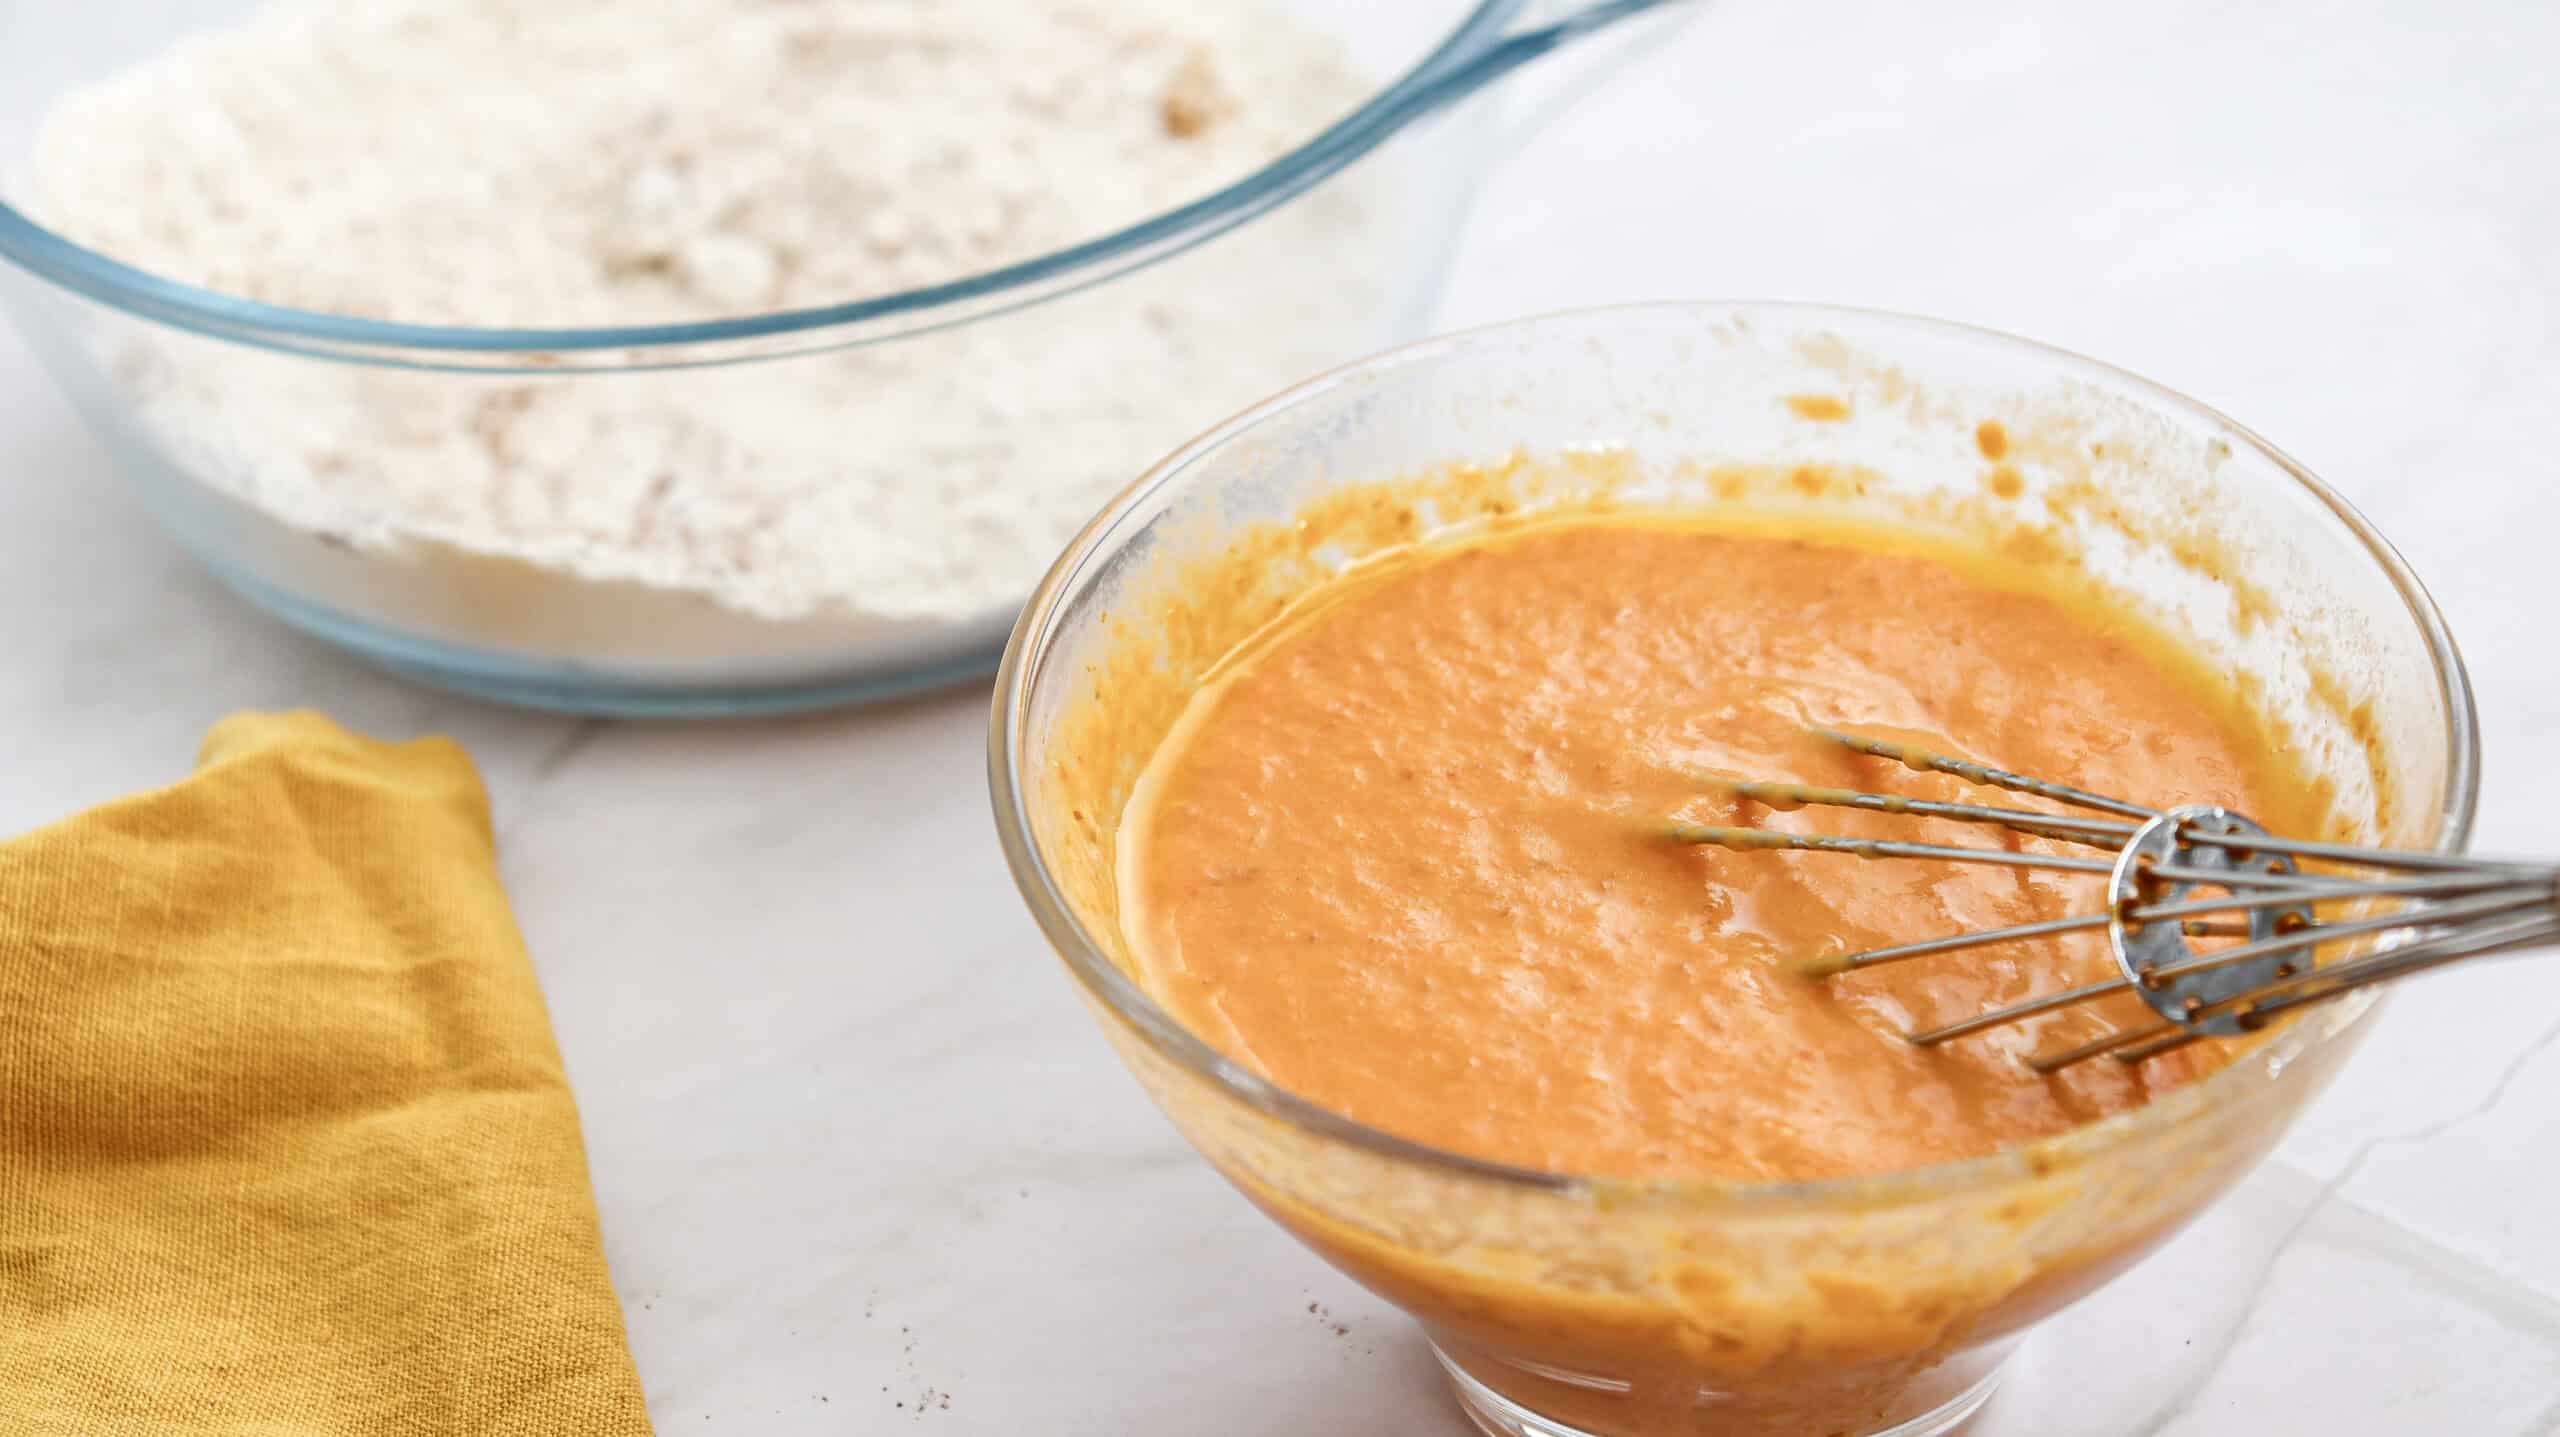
[{"left": 1117, "top": 515, "right": 2331, "bottom": 1184}]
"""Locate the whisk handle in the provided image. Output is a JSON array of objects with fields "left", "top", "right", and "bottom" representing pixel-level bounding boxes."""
[{"left": 2240, "top": 901, "right": 2560, "bottom": 1029}]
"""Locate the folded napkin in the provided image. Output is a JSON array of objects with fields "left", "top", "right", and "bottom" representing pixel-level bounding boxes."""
[{"left": 0, "top": 713, "right": 652, "bottom": 1435}]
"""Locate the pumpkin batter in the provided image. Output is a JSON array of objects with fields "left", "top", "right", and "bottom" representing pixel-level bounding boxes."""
[{"left": 1119, "top": 515, "right": 2324, "bottom": 1184}]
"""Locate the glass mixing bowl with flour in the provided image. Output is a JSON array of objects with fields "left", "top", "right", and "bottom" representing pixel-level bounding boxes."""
[{"left": 0, "top": 0, "right": 1685, "bottom": 716}]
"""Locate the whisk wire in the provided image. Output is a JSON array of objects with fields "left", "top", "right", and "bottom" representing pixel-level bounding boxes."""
[
  {"left": 1665, "top": 823, "right": 2113, "bottom": 875},
  {"left": 1907, "top": 975, "right": 2130, "bottom": 1046},
  {"left": 1812, "top": 913, "right": 2107, "bottom": 976},
  {"left": 1676, "top": 730, "right": 2559, "bottom": 1074},
  {"left": 1712, "top": 780, "right": 2137, "bottom": 848},
  {"left": 1811, "top": 729, "right": 2159, "bottom": 820}
]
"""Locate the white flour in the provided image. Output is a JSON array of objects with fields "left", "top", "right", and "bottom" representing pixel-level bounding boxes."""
[{"left": 21, "top": 0, "right": 1400, "bottom": 653}]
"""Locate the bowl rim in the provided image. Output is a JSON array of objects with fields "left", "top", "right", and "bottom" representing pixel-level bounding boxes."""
[
  {"left": 0, "top": 0, "right": 1563, "bottom": 356},
  {"left": 987, "top": 299, "right": 2485, "bottom": 1210}
]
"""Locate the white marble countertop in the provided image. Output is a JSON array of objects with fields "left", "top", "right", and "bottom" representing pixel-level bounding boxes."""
[{"left": 6, "top": 1, "right": 2560, "bottom": 1432}]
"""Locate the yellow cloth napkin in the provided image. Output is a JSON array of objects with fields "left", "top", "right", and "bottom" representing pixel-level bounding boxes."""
[{"left": 0, "top": 712, "right": 653, "bottom": 1436}]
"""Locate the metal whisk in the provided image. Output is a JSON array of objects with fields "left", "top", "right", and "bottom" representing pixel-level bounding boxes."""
[{"left": 1670, "top": 730, "right": 2560, "bottom": 1073}]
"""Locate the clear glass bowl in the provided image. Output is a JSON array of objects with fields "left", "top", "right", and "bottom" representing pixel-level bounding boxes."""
[
  {"left": 0, "top": 0, "right": 1680, "bottom": 716},
  {"left": 990, "top": 303, "right": 2480, "bottom": 1437}
]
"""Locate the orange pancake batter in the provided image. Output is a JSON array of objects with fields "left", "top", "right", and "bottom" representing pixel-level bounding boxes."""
[{"left": 1119, "top": 516, "right": 2323, "bottom": 1184}]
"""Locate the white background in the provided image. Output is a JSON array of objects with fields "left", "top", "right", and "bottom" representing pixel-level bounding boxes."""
[{"left": 4, "top": 1, "right": 2557, "bottom": 1432}]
